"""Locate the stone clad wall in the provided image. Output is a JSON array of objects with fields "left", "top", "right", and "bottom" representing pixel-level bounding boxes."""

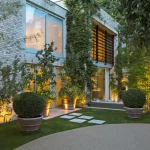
[{"left": 0, "top": 0, "right": 25, "bottom": 63}]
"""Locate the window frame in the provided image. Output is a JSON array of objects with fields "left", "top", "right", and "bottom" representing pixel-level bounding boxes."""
[{"left": 25, "top": 3, "right": 64, "bottom": 58}]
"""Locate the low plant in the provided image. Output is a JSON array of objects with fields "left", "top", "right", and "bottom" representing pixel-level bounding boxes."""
[
  {"left": 122, "top": 88, "right": 146, "bottom": 108},
  {"left": 76, "top": 92, "right": 86, "bottom": 108},
  {"left": 59, "top": 73, "right": 81, "bottom": 100},
  {"left": 13, "top": 92, "right": 45, "bottom": 118},
  {"left": 0, "top": 57, "right": 29, "bottom": 98}
]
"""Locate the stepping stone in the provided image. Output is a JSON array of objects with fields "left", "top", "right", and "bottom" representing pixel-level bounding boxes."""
[
  {"left": 88, "top": 119, "right": 105, "bottom": 125},
  {"left": 69, "top": 113, "right": 82, "bottom": 116},
  {"left": 70, "top": 118, "right": 87, "bottom": 123},
  {"left": 60, "top": 115, "right": 75, "bottom": 119},
  {"left": 78, "top": 115, "right": 94, "bottom": 120}
]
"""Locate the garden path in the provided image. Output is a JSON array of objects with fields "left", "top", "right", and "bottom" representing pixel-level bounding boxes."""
[{"left": 15, "top": 124, "right": 150, "bottom": 150}]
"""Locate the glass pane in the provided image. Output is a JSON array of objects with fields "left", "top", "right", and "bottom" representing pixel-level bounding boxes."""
[
  {"left": 55, "top": 67, "right": 62, "bottom": 105},
  {"left": 48, "top": 16, "right": 63, "bottom": 54},
  {"left": 92, "top": 69, "right": 105, "bottom": 101},
  {"left": 26, "top": 4, "right": 45, "bottom": 51}
]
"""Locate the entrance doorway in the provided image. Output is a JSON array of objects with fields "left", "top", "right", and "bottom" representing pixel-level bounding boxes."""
[{"left": 92, "top": 69, "right": 105, "bottom": 101}]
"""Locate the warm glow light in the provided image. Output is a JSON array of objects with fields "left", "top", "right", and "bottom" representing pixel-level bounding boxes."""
[
  {"left": 0, "top": 103, "right": 14, "bottom": 124},
  {"left": 64, "top": 103, "right": 68, "bottom": 110},
  {"left": 121, "top": 78, "right": 127, "bottom": 83},
  {"left": 111, "top": 93, "right": 118, "bottom": 102},
  {"left": 137, "top": 68, "right": 150, "bottom": 111}
]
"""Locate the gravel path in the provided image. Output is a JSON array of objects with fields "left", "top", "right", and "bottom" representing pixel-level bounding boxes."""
[{"left": 15, "top": 124, "right": 150, "bottom": 150}]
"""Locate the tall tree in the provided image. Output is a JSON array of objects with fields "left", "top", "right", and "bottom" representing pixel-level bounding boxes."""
[{"left": 101, "top": 0, "right": 150, "bottom": 110}]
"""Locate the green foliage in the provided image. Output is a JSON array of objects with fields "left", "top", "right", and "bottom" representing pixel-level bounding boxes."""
[
  {"left": 125, "top": 46, "right": 150, "bottom": 88},
  {"left": 118, "top": 0, "right": 150, "bottom": 47},
  {"left": 101, "top": 0, "right": 150, "bottom": 47},
  {"left": 63, "top": 0, "right": 99, "bottom": 93},
  {"left": 76, "top": 92, "right": 86, "bottom": 107},
  {"left": 1, "top": 108, "right": 150, "bottom": 150},
  {"left": 110, "top": 46, "right": 124, "bottom": 97},
  {"left": 26, "top": 42, "right": 58, "bottom": 101},
  {"left": 102, "top": 1, "right": 150, "bottom": 110},
  {"left": 59, "top": 74, "right": 81, "bottom": 99},
  {"left": 0, "top": 58, "right": 29, "bottom": 97},
  {"left": 122, "top": 88, "right": 146, "bottom": 108},
  {"left": 99, "top": 0, "right": 120, "bottom": 20},
  {"left": 13, "top": 92, "right": 45, "bottom": 118}
]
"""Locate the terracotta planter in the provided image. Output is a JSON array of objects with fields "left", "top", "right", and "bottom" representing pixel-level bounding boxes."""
[
  {"left": 43, "top": 101, "right": 51, "bottom": 117},
  {"left": 17, "top": 115, "right": 42, "bottom": 132},
  {"left": 63, "top": 98, "right": 76, "bottom": 110},
  {"left": 124, "top": 107, "right": 143, "bottom": 118}
]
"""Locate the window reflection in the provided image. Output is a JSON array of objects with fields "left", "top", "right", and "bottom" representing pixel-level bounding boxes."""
[
  {"left": 26, "top": 4, "right": 63, "bottom": 54},
  {"left": 26, "top": 5, "right": 45, "bottom": 51},
  {"left": 48, "top": 16, "right": 63, "bottom": 54}
]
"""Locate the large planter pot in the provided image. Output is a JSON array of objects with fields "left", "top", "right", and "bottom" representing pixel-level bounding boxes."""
[
  {"left": 63, "top": 98, "right": 76, "bottom": 110},
  {"left": 124, "top": 107, "right": 143, "bottom": 118},
  {"left": 17, "top": 115, "right": 42, "bottom": 132},
  {"left": 43, "top": 101, "right": 51, "bottom": 117}
]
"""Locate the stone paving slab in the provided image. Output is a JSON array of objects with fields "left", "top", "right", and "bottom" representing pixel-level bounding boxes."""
[
  {"left": 60, "top": 115, "right": 75, "bottom": 119},
  {"left": 69, "top": 113, "right": 82, "bottom": 116},
  {"left": 88, "top": 119, "right": 105, "bottom": 125},
  {"left": 78, "top": 115, "right": 94, "bottom": 120},
  {"left": 70, "top": 118, "right": 87, "bottom": 123}
]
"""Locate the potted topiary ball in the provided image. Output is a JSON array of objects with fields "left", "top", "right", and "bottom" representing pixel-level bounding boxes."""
[
  {"left": 122, "top": 88, "right": 146, "bottom": 118},
  {"left": 13, "top": 92, "right": 45, "bottom": 132}
]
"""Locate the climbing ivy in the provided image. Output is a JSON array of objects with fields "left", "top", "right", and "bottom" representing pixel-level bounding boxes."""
[
  {"left": 0, "top": 58, "right": 28, "bottom": 97},
  {"left": 63, "top": 0, "right": 100, "bottom": 92}
]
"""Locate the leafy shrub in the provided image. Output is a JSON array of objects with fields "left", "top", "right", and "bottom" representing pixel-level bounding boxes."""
[
  {"left": 59, "top": 74, "right": 81, "bottom": 100},
  {"left": 122, "top": 88, "right": 146, "bottom": 108},
  {"left": 13, "top": 92, "right": 45, "bottom": 118}
]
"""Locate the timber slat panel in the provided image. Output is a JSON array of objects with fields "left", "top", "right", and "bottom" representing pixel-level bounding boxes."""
[{"left": 92, "top": 25, "right": 114, "bottom": 65}]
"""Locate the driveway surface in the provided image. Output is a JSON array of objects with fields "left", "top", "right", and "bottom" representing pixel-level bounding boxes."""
[{"left": 15, "top": 124, "right": 150, "bottom": 150}]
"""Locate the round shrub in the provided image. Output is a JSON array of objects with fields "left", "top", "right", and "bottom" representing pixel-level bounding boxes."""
[
  {"left": 122, "top": 88, "right": 146, "bottom": 108},
  {"left": 13, "top": 92, "right": 45, "bottom": 118}
]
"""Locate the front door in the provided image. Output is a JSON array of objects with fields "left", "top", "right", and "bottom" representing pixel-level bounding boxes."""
[{"left": 92, "top": 68, "right": 105, "bottom": 101}]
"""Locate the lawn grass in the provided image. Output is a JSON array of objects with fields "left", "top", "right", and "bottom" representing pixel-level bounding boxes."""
[{"left": 0, "top": 108, "right": 150, "bottom": 150}]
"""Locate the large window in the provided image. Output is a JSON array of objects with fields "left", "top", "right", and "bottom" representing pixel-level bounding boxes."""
[
  {"left": 48, "top": 16, "right": 63, "bottom": 54},
  {"left": 26, "top": 5, "right": 45, "bottom": 51},
  {"left": 26, "top": 4, "right": 63, "bottom": 55},
  {"left": 92, "top": 25, "right": 114, "bottom": 65}
]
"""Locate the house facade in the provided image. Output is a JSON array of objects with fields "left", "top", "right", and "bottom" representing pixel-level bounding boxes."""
[{"left": 0, "top": 0, "right": 119, "bottom": 107}]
